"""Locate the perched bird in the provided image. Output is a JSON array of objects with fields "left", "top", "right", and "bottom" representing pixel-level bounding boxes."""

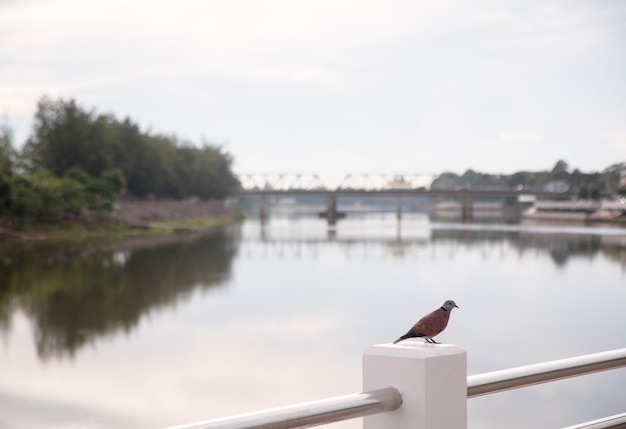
[{"left": 393, "top": 300, "right": 459, "bottom": 344}]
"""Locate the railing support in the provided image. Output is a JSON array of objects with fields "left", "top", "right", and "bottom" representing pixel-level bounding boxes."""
[{"left": 363, "top": 342, "right": 467, "bottom": 429}]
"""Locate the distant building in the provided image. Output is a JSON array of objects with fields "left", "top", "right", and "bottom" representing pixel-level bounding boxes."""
[{"left": 543, "top": 180, "right": 570, "bottom": 193}]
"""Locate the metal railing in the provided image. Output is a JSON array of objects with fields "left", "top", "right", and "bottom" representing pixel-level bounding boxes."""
[
  {"left": 467, "top": 348, "right": 626, "bottom": 397},
  {"left": 165, "top": 387, "right": 401, "bottom": 429},
  {"left": 165, "top": 347, "right": 626, "bottom": 429},
  {"left": 562, "top": 412, "right": 626, "bottom": 429}
]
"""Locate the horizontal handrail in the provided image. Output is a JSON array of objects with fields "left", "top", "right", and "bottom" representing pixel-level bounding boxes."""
[
  {"left": 467, "top": 348, "right": 626, "bottom": 398},
  {"left": 166, "top": 348, "right": 626, "bottom": 429},
  {"left": 561, "top": 412, "right": 626, "bottom": 429},
  {"left": 164, "top": 387, "right": 402, "bottom": 429}
]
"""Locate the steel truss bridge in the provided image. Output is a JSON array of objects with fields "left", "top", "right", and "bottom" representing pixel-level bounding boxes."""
[
  {"left": 236, "top": 173, "right": 437, "bottom": 192},
  {"left": 234, "top": 173, "right": 574, "bottom": 224},
  {"left": 235, "top": 173, "right": 571, "bottom": 197}
]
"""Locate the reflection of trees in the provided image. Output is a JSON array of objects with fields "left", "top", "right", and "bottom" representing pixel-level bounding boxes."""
[
  {"left": 429, "top": 229, "right": 623, "bottom": 267},
  {"left": 0, "top": 227, "right": 240, "bottom": 360},
  {"left": 517, "top": 233, "right": 603, "bottom": 267}
]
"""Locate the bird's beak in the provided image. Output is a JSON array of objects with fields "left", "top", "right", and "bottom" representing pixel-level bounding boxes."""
[{"left": 455, "top": 304, "right": 459, "bottom": 308}]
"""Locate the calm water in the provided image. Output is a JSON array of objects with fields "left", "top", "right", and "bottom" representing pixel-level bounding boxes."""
[{"left": 1, "top": 214, "right": 625, "bottom": 429}]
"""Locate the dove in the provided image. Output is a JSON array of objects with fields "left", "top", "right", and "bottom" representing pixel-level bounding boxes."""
[{"left": 393, "top": 300, "right": 459, "bottom": 344}]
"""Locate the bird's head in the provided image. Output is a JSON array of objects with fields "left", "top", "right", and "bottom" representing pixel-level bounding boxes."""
[{"left": 442, "top": 300, "right": 459, "bottom": 311}]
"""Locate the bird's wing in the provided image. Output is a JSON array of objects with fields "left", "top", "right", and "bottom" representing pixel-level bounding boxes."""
[{"left": 411, "top": 309, "right": 449, "bottom": 337}]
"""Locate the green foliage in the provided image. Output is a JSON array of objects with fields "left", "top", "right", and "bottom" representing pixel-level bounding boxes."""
[
  {"left": 58, "top": 176, "right": 87, "bottom": 215},
  {"left": 431, "top": 172, "right": 460, "bottom": 189},
  {"left": 9, "top": 169, "right": 79, "bottom": 221},
  {"left": 174, "top": 142, "right": 240, "bottom": 199},
  {"left": 0, "top": 172, "right": 10, "bottom": 216},
  {"left": 0, "top": 123, "right": 14, "bottom": 217},
  {"left": 21, "top": 97, "right": 123, "bottom": 177},
  {"left": 577, "top": 184, "right": 601, "bottom": 200},
  {"left": 0, "top": 120, "right": 16, "bottom": 176},
  {"left": 1, "top": 167, "right": 121, "bottom": 223},
  {"left": 431, "top": 160, "right": 625, "bottom": 198},
  {"left": 101, "top": 168, "right": 126, "bottom": 195},
  {"left": 21, "top": 96, "right": 240, "bottom": 200},
  {"left": 1, "top": 95, "right": 242, "bottom": 225},
  {"left": 432, "top": 170, "right": 512, "bottom": 190},
  {"left": 64, "top": 166, "right": 93, "bottom": 186},
  {"left": 551, "top": 159, "right": 569, "bottom": 175},
  {"left": 9, "top": 173, "right": 40, "bottom": 218}
]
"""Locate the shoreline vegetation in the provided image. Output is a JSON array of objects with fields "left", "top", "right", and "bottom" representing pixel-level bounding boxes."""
[
  {"left": 0, "top": 96, "right": 242, "bottom": 242},
  {"left": 0, "top": 198, "right": 245, "bottom": 244}
]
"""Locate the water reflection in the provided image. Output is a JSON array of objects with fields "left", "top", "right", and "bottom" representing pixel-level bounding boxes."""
[
  {"left": 243, "top": 219, "right": 626, "bottom": 270},
  {"left": 0, "top": 217, "right": 625, "bottom": 429},
  {"left": 1, "top": 220, "right": 625, "bottom": 362},
  {"left": 0, "top": 228, "right": 240, "bottom": 360}
]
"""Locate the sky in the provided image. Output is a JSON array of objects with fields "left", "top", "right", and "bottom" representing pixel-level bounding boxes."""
[{"left": 1, "top": 0, "right": 625, "bottom": 187}]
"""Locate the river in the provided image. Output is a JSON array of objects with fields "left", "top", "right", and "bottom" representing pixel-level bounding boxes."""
[{"left": 1, "top": 213, "right": 625, "bottom": 428}]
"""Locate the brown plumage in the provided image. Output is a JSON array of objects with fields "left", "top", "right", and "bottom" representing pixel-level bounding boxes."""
[{"left": 393, "top": 300, "right": 459, "bottom": 344}]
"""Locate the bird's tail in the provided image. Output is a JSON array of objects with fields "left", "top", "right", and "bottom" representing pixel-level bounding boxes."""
[
  {"left": 393, "top": 329, "right": 424, "bottom": 344},
  {"left": 393, "top": 333, "right": 409, "bottom": 344}
]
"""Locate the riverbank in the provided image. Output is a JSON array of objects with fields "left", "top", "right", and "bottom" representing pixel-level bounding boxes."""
[{"left": 0, "top": 198, "right": 244, "bottom": 242}]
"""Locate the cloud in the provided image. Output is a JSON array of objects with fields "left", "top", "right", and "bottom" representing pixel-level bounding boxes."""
[
  {"left": 607, "top": 130, "right": 626, "bottom": 142},
  {"left": 229, "top": 63, "right": 347, "bottom": 87},
  {"left": 0, "top": 81, "right": 101, "bottom": 116},
  {"left": 500, "top": 131, "right": 542, "bottom": 143},
  {"left": 1, "top": 0, "right": 624, "bottom": 173}
]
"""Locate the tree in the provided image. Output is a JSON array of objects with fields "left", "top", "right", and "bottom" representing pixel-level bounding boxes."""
[
  {"left": 22, "top": 97, "right": 126, "bottom": 178},
  {"left": 22, "top": 96, "right": 240, "bottom": 200},
  {"left": 551, "top": 160, "right": 570, "bottom": 182},
  {"left": 431, "top": 172, "right": 460, "bottom": 189},
  {"left": 101, "top": 168, "right": 126, "bottom": 196},
  {"left": 0, "top": 118, "right": 16, "bottom": 176},
  {"left": 173, "top": 142, "right": 240, "bottom": 199},
  {"left": 552, "top": 160, "right": 569, "bottom": 174},
  {"left": 508, "top": 171, "right": 534, "bottom": 189}
]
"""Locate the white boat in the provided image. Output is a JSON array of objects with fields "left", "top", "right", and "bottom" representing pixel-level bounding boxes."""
[{"left": 522, "top": 199, "right": 626, "bottom": 223}]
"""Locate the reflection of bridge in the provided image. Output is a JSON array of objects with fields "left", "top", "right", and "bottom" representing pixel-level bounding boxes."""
[
  {"left": 238, "top": 224, "right": 623, "bottom": 264},
  {"left": 235, "top": 173, "right": 574, "bottom": 224},
  {"left": 239, "top": 236, "right": 501, "bottom": 261}
]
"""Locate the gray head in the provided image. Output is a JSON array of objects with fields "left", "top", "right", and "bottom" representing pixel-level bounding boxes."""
[{"left": 441, "top": 300, "right": 459, "bottom": 311}]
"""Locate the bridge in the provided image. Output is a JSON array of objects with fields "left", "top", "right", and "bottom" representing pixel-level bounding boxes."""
[
  {"left": 236, "top": 173, "right": 437, "bottom": 192},
  {"left": 234, "top": 173, "right": 575, "bottom": 224}
]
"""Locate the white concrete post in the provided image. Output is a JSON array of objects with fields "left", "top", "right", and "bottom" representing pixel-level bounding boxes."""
[{"left": 363, "top": 342, "right": 467, "bottom": 429}]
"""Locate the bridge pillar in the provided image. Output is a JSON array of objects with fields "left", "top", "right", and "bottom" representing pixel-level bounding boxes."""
[
  {"left": 327, "top": 193, "right": 337, "bottom": 227},
  {"left": 259, "top": 194, "right": 267, "bottom": 223},
  {"left": 461, "top": 196, "right": 473, "bottom": 223},
  {"left": 318, "top": 193, "right": 346, "bottom": 226},
  {"left": 396, "top": 194, "right": 403, "bottom": 221}
]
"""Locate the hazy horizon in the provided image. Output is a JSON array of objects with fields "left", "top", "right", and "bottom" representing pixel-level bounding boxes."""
[{"left": 2, "top": 0, "right": 625, "bottom": 183}]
